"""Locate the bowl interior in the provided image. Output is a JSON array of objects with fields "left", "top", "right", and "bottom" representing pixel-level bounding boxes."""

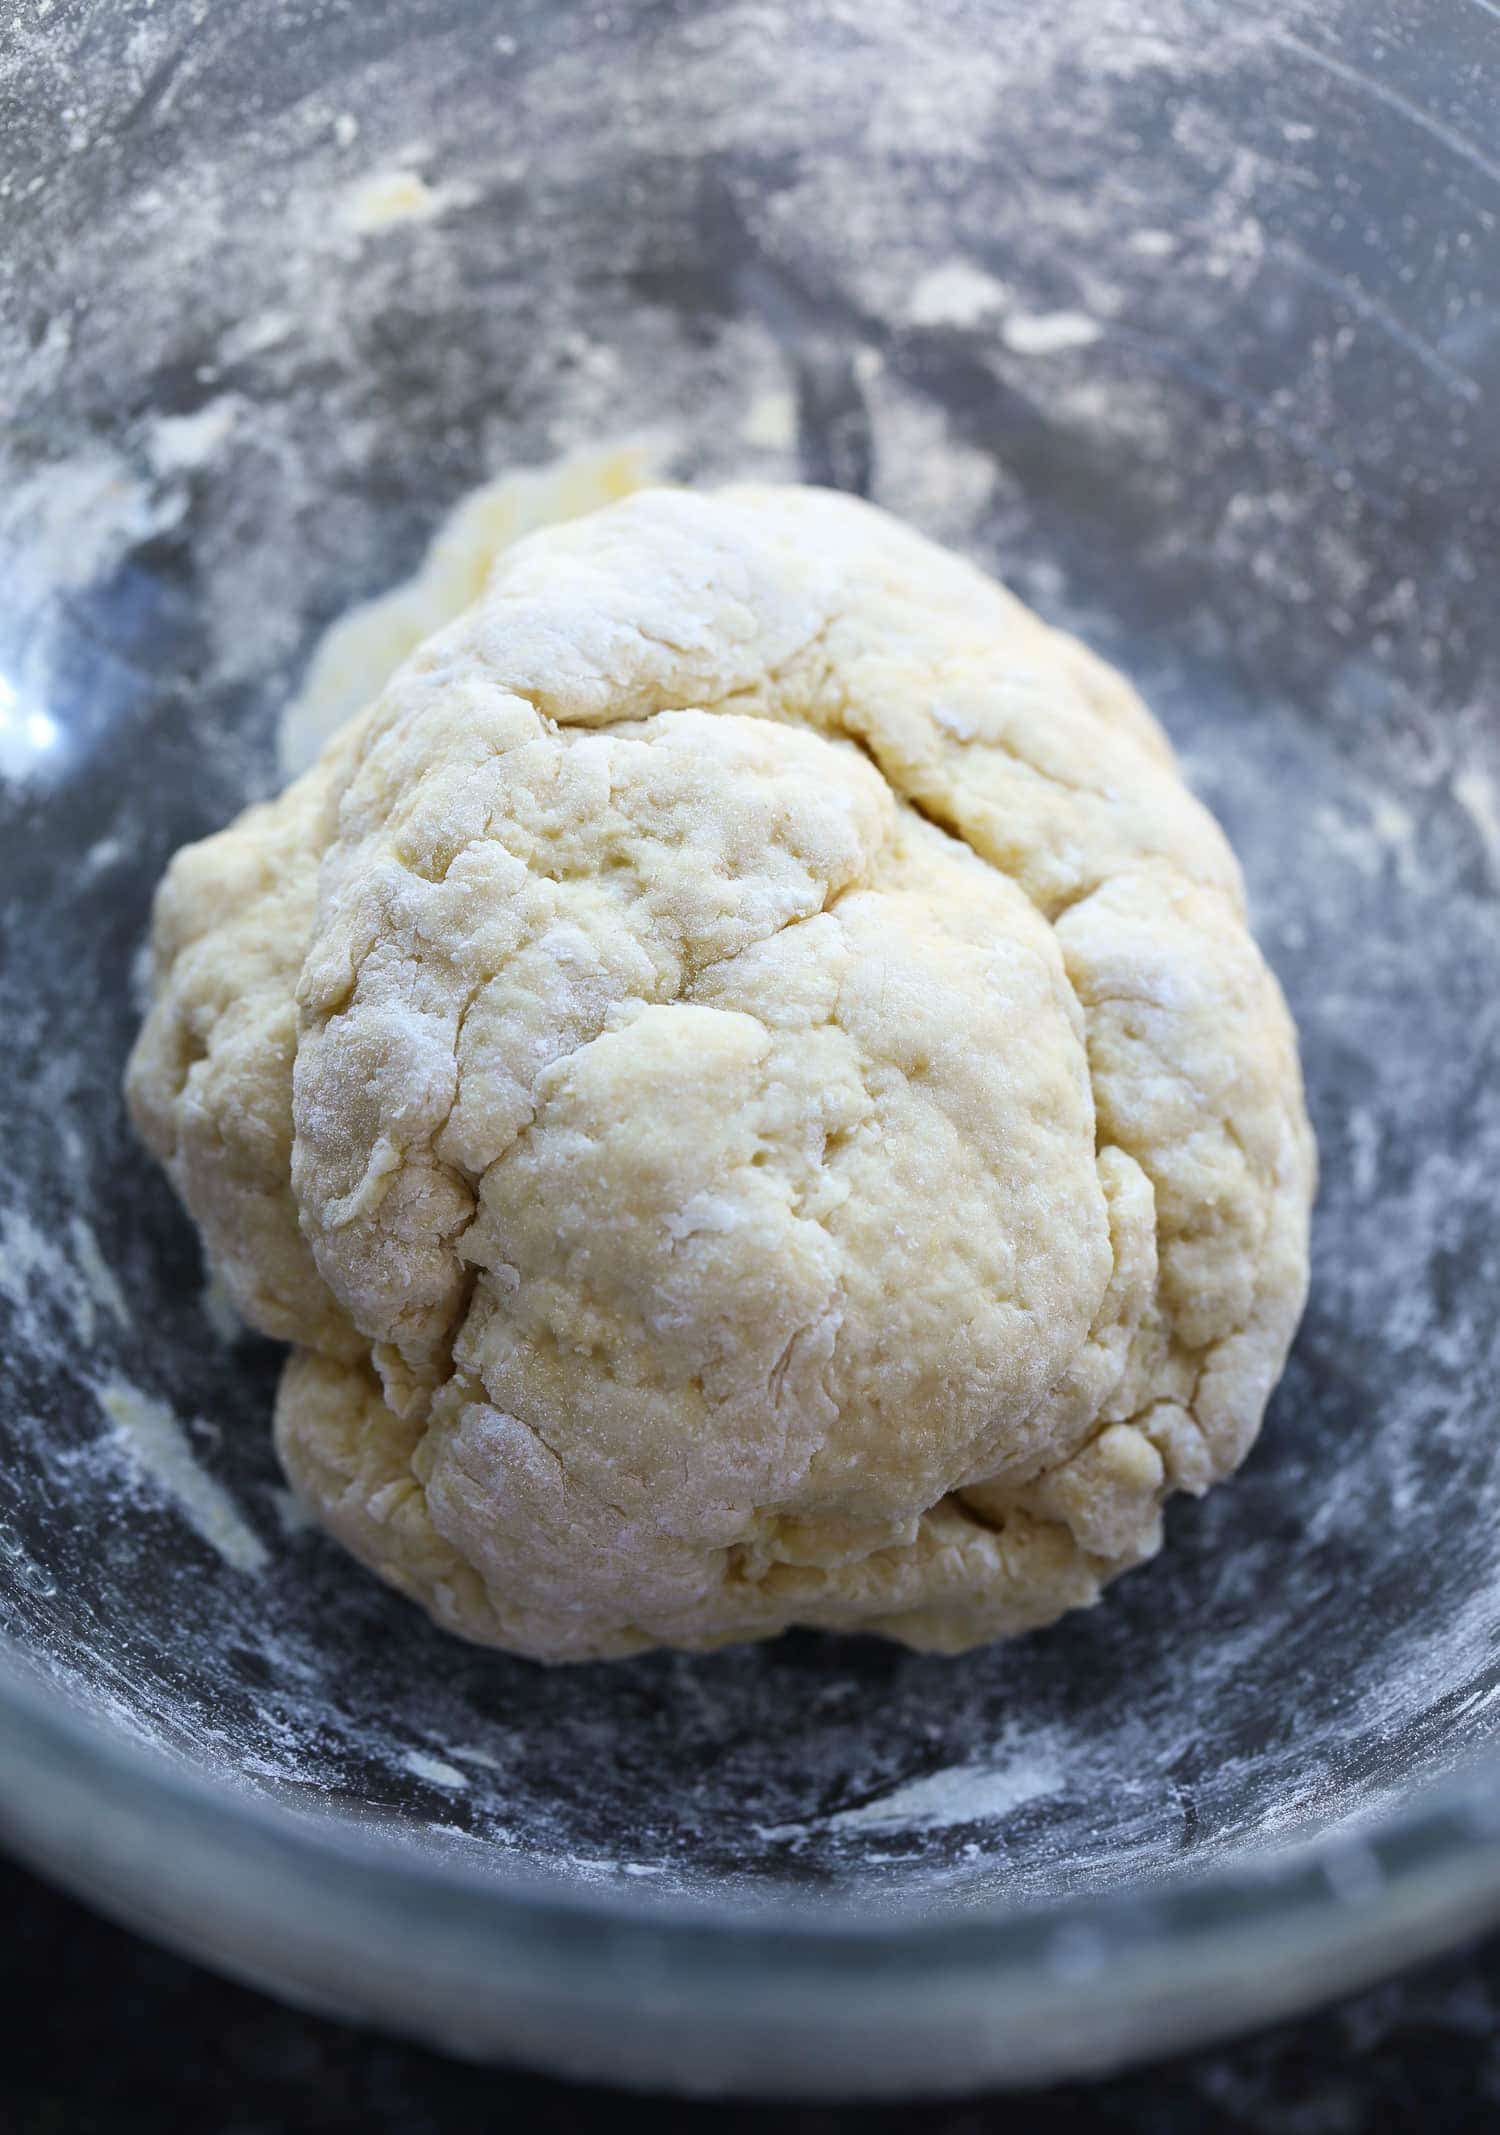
[{"left": 1, "top": 0, "right": 1498, "bottom": 1924}]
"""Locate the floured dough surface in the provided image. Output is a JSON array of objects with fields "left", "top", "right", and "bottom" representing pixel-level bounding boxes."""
[
  {"left": 127, "top": 484, "right": 1314, "bottom": 1660},
  {"left": 276, "top": 442, "right": 655, "bottom": 779}
]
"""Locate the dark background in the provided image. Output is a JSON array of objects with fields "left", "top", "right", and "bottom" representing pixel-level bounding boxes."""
[{"left": 9, "top": 1852, "right": 1500, "bottom": 2134}]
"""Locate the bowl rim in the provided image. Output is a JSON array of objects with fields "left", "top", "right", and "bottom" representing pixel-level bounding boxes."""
[{"left": 4, "top": 1633, "right": 1500, "bottom": 2089}]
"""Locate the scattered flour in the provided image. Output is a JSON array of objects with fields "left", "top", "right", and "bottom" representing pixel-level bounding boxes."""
[
  {"left": 218, "top": 308, "right": 295, "bottom": 363},
  {"left": 1455, "top": 766, "right": 1500, "bottom": 878},
  {"left": 1127, "top": 227, "right": 1178, "bottom": 258},
  {"left": 0, "top": 1206, "right": 67, "bottom": 1302},
  {"left": 1346, "top": 1105, "right": 1382, "bottom": 1202},
  {"left": 444, "top": 1743, "right": 505, "bottom": 1771},
  {"left": 1375, "top": 798, "right": 1423, "bottom": 891},
  {"left": 761, "top": 1742, "right": 1065, "bottom": 1842},
  {"left": 129, "top": 938, "right": 154, "bottom": 1017},
  {"left": 145, "top": 396, "right": 242, "bottom": 478},
  {"left": 1, "top": 1205, "right": 125, "bottom": 1347},
  {"left": 94, "top": 1376, "right": 268, "bottom": 1576},
  {"left": 906, "top": 259, "right": 1010, "bottom": 329},
  {"left": 67, "top": 1215, "right": 129, "bottom": 1329},
  {"left": 1314, "top": 793, "right": 1425, "bottom": 889},
  {"left": 0, "top": 443, "right": 191, "bottom": 785},
  {"left": 79, "top": 832, "right": 126, "bottom": 878},
  {"left": 0, "top": 446, "right": 178, "bottom": 601},
  {"left": 402, "top": 1749, "right": 469, "bottom": 1789},
  {"left": 341, "top": 168, "right": 478, "bottom": 235},
  {"left": 825, "top": 1752, "right": 1064, "bottom": 1835},
  {"left": 739, "top": 386, "right": 798, "bottom": 451},
  {"left": 1001, "top": 310, "right": 1103, "bottom": 355}
]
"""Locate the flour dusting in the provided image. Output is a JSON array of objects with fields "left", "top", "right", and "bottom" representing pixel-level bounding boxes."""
[
  {"left": 763, "top": 1742, "right": 1066, "bottom": 1843},
  {"left": 906, "top": 260, "right": 1010, "bottom": 329},
  {"left": 740, "top": 388, "right": 799, "bottom": 451},
  {"left": 1, "top": 1206, "right": 121, "bottom": 1348},
  {"left": 342, "top": 167, "right": 478, "bottom": 235},
  {"left": 403, "top": 1750, "right": 469, "bottom": 1790},
  {"left": 1001, "top": 311, "right": 1104, "bottom": 355},
  {"left": 95, "top": 1377, "right": 268, "bottom": 1576},
  {"left": 1455, "top": 767, "right": 1500, "bottom": 878},
  {"left": 67, "top": 1217, "right": 129, "bottom": 1330},
  {"left": 146, "top": 397, "right": 243, "bottom": 478}
]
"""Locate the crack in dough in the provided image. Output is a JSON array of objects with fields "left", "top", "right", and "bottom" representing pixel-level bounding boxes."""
[{"left": 127, "top": 484, "right": 1315, "bottom": 1660}]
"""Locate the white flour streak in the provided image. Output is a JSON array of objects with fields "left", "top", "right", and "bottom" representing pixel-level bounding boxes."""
[
  {"left": 740, "top": 387, "right": 798, "bottom": 450},
  {"left": 907, "top": 260, "right": 1009, "bottom": 328},
  {"left": 1001, "top": 311, "right": 1103, "bottom": 355},
  {"left": 1455, "top": 767, "right": 1500, "bottom": 878},
  {"left": 828, "top": 1753, "right": 1064, "bottom": 1834},
  {"left": 95, "top": 1376, "right": 268, "bottom": 1575},
  {"left": 342, "top": 168, "right": 478, "bottom": 235},
  {"left": 1, "top": 1205, "right": 124, "bottom": 1347},
  {"left": 145, "top": 396, "right": 242, "bottom": 476},
  {"left": 67, "top": 1216, "right": 129, "bottom": 1329},
  {"left": 761, "top": 1742, "right": 1066, "bottom": 1842},
  {"left": 403, "top": 1750, "right": 469, "bottom": 1789}
]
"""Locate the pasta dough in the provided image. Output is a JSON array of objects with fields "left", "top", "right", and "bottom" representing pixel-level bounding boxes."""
[{"left": 127, "top": 484, "right": 1314, "bottom": 1660}]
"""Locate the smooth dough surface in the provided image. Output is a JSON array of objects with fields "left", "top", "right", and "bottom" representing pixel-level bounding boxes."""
[{"left": 127, "top": 484, "right": 1315, "bottom": 1660}]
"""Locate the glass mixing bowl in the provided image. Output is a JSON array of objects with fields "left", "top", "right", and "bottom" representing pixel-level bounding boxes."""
[{"left": 2, "top": 0, "right": 1498, "bottom": 2096}]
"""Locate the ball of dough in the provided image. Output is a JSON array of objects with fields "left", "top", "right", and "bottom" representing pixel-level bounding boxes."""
[{"left": 127, "top": 484, "right": 1315, "bottom": 1660}]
